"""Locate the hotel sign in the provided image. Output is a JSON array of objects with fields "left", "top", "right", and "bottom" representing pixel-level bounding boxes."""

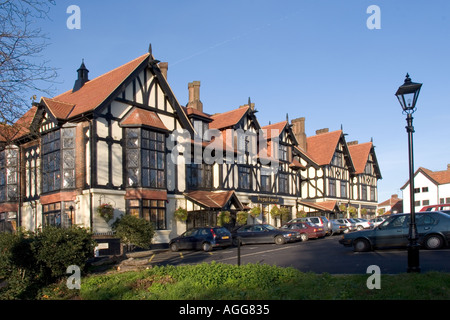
[{"left": 250, "top": 195, "right": 283, "bottom": 204}]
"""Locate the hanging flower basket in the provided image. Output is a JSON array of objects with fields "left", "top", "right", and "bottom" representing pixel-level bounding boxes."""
[
  {"left": 236, "top": 211, "right": 248, "bottom": 225},
  {"left": 97, "top": 203, "right": 114, "bottom": 222},
  {"left": 249, "top": 206, "right": 261, "bottom": 218},
  {"left": 174, "top": 207, "right": 188, "bottom": 222},
  {"left": 270, "top": 205, "right": 281, "bottom": 218},
  {"left": 217, "top": 210, "right": 231, "bottom": 226}
]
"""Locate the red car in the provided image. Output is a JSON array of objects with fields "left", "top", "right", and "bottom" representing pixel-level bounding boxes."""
[{"left": 281, "top": 222, "right": 326, "bottom": 241}]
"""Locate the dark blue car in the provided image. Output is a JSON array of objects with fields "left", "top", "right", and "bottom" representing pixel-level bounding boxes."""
[
  {"left": 169, "top": 227, "right": 232, "bottom": 252},
  {"left": 339, "top": 212, "right": 450, "bottom": 252}
]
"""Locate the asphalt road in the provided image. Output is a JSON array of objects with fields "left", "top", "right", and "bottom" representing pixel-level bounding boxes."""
[{"left": 146, "top": 235, "right": 450, "bottom": 274}]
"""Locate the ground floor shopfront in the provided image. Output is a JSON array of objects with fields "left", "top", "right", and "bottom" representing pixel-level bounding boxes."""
[{"left": 2, "top": 186, "right": 377, "bottom": 251}]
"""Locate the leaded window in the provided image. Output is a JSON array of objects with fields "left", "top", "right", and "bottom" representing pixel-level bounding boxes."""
[
  {"left": 0, "top": 147, "right": 18, "bottom": 202},
  {"left": 126, "top": 128, "right": 166, "bottom": 188},
  {"left": 260, "top": 171, "right": 271, "bottom": 192},
  {"left": 238, "top": 166, "right": 251, "bottom": 190},
  {"left": 42, "top": 201, "right": 75, "bottom": 228},
  {"left": 62, "top": 127, "right": 76, "bottom": 188},
  {"left": 340, "top": 180, "right": 347, "bottom": 198},
  {"left": 42, "top": 128, "right": 76, "bottom": 193},
  {"left": 328, "top": 178, "right": 336, "bottom": 197},
  {"left": 186, "top": 163, "right": 212, "bottom": 189},
  {"left": 42, "top": 130, "right": 60, "bottom": 193},
  {"left": 278, "top": 172, "right": 289, "bottom": 194},
  {"left": 127, "top": 199, "right": 166, "bottom": 230},
  {"left": 279, "top": 144, "right": 288, "bottom": 162}
]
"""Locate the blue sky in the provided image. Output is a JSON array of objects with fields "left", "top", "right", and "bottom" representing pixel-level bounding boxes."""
[{"left": 32, "top": 0, "right": 450, "bottom": 203}]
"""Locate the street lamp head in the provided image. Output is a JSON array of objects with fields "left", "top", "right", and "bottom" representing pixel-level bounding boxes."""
[{"left": 395, "top": 73, "right": 422, "bottom": 114}]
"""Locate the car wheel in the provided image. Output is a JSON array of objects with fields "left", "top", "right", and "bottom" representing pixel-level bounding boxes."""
[
  {"left": 202, "top": 242, "right": 212, "bottom": 252},
  {"left": 274, "top": 235, "right": 285, "bottom": 245},
  {"left": 424, "top": 234, "right": 444, "bottom": 250},
  {"left": 232, "top": 237, "right": 241, "bottom": 246},
  {"left": 170, "top": 242, "right": 179, "bottom": 252},
  {"left": 353, "top": 238, "right": 370, "bottom": 252},
  {"left": 300, "top": 233, "right": 309, "bottom": 242},
  {"left": 357, "top": 226, "right": 363, "bottom": 231}
]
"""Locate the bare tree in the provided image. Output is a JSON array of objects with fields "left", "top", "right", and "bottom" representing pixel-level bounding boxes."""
[{"left": 0, "top": 0, "right": 57, "bottom": 129}]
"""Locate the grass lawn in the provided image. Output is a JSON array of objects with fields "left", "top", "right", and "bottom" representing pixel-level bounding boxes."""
[{"left": 39, "top": 262, "right": 450, "bottom": 300}]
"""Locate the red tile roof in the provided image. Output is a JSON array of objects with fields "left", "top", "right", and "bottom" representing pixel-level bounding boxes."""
[
  {"left": 41, "top": 97, "right": 75, "bottom": 120},
  {"left": 420, "top": 167, "right": 450, "bottom": 185},
  {"left": 45, "top": 53, "right": 150, "bottom": 119},
  {"left": 348, "top": 142, "right": 372, "bottom": 174},
  {"left": 184, "top": 190, "right": 243, "bottom": 209},
  {"left": 182, "top": 106, "right": 213, "bottom": 121},
  {"left": 297, "top": 200, "right": 339, "bottom": 212},
  {"left": 306, "top": 130, "right": 342, "bottom": 165},
  {"left": 261, "top": 121, "right": 287, "bottom": 140},
  {"left": 209, "top": 106, "right": 249, "bottom": 130},
  {"left": 0, "top": 106, "right": 38, "bottom": 142},
  {"left": 120, "top": 107, "right": 168, "bottom": 131}
]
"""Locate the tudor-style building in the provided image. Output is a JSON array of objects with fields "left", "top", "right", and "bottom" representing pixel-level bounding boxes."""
[
  {"left": 290, "top": 122, "right": 382, "bottom": 218},
  {"left": 0, "top": 45, "right": 382, "bottom": 241}
]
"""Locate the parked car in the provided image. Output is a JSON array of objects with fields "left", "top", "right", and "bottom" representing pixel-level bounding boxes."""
[
  {"left": 281, "top": 222, "right": 326, "bottom": 241},
  {"left": 232, "top": 224, "right": 299, "bottom": 245},
  {"left": 289, "top": 216, "right": 331, "bottom": 235},
  {"left": 351, "top": 218, "right": 374, "bottom": 230},
  {"left": 420, "top": 204, "right": 450, "bottom": 212},
  {"left": 169, "top": 227, "right": 232, "bottom": 252},
  {"left": 334, "top": 219, "right": 356, "bottom": 232},
  {"left": 330, "top": 220, "right": 348, "bottom": 235},
  {"left": 339, "top": 212, "right": 450, "bottom": 252},
  {"left": 369, "top": 216, "right": 388, "bottom": 228}
]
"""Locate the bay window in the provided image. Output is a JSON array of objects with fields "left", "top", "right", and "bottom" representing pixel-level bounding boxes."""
[{"left": 125, "top": 128, "right": 166, "bottom": 188}]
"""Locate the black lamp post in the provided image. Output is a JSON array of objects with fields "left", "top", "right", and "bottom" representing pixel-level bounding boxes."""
[{"left": 395, "top": 73, "right": 422, "bottom": 273}]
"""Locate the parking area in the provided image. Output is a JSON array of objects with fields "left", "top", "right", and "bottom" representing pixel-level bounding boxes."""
[{"left": 140, "top": 235, "right": 450, "bottom": 274}]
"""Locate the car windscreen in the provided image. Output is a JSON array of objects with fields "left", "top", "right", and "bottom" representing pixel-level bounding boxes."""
[{"left": 214, "top": 228, "right": 231, "bottom": 236}]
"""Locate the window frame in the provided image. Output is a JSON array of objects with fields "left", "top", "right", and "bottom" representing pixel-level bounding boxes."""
[{"left": 127, "top": 199, "right": 167, "bottom": 230}]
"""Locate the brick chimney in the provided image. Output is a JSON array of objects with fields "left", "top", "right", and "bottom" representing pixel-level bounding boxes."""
[
  {"left": 447, "top": 164, "right": 450, "bottom": 171},
  {"left": 347, "top": 140, "right": 359, "bottom": 146},
  {"left": 187, "top": 81, "right": 203, "bottom": 112},
  {"left": 291, "top": 117, "right": 307, "bottom": 150},
  {"left": 159, "top": 62, "right": 168, "bottom": 79},
  {"left": 315, "top": 128, "right": 329, "bottom": 135}
]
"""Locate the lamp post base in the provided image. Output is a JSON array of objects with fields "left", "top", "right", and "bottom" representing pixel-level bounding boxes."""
[{"left": 407, "top": 243, "right": 421, "bottom": 273}]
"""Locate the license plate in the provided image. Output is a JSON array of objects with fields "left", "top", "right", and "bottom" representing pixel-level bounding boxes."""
[{"left": 222, "top": 236, "right": 230, "bottom": 239}]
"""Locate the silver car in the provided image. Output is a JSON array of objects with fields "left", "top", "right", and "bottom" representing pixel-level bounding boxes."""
[
  {"left": 350, "top": 218, "right": 374, "bottom": 230},
  {"left": 330, "top": 220, "right": 348, "bottom": 235},
  {"left": 334, "top": 219, "right": 356, "bottom": 232},
  {"left": 370, "top": 216, "right": 387, "bottom": 228}
]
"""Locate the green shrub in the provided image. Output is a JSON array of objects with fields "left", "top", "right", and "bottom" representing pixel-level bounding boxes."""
[
  {"left": 112, "top": 214, "right": 155, "bottom": 250},
  {"left": 0, "top": 230, "right": 37, "bottom": 299},
  {"left": 0, "top": 226, "right": 96, "bottom": 299},
  {"left": 33, "top": 226, "right": 96, "bottom": 281}
]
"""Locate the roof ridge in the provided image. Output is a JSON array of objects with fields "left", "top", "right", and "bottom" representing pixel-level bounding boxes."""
[
  {"left": 53, "top": 53, "right": 150, "bottom": 100},
  {"left": 210, "top": 105, "right": 249, "bottom": 118}
]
